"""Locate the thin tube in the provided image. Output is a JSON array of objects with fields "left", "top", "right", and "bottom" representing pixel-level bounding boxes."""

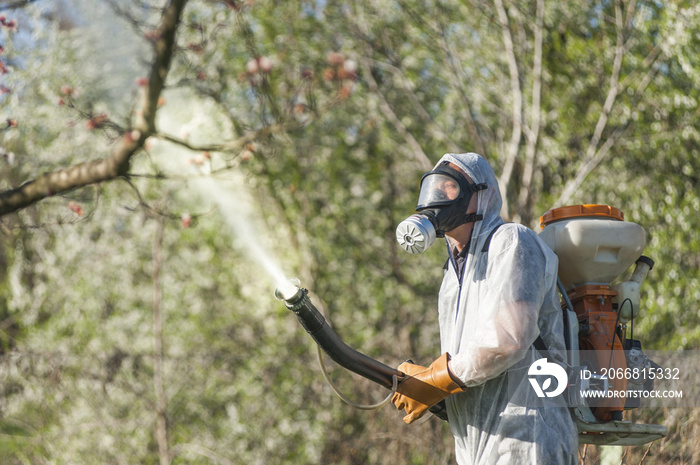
[{"left": 317, "top": 345, "right": 397, "bottom": 410}]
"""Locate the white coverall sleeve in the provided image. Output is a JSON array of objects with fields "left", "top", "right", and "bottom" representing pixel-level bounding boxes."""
[{"left": 449, "top": 229, "right": 549, "bottom": 387}]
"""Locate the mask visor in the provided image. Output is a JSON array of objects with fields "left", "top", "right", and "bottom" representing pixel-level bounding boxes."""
[{"left": 416, "top": 173, "right": 462, "bottom": 210}]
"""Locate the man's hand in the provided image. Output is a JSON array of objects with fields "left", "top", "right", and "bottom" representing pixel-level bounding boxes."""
[{"left": 392, "top": 353, "right": 465, "bottom": 424}]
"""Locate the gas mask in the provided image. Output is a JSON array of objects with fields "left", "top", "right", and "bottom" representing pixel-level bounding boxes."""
[{"left": 396, "top": 162, "right": 486, "bottom": 254}]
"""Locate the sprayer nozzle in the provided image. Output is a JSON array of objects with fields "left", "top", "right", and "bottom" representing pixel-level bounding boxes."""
[{"left": 275, "top": 278, "right": 303, "bottom": 302}]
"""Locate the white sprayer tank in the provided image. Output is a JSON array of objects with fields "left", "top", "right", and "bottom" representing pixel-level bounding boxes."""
[{"left": 539, "top": 205, "right": 646, "bottom": 290}]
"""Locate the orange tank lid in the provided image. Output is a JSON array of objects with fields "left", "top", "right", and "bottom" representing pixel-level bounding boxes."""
[{"left": 540, "top": 204, "right": 624, "bottom": 229}]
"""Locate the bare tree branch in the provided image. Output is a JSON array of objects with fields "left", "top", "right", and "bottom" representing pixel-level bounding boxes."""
[
  {"left": 152, "top": 121, "right": 305, "bottom": 153},
  {"left": 513, "top": 0, "right": 544, "bottom": 226},
  {"left": 0, "top": 132, "right": 142, "bottom": 217},
  {"left": 360, "top": 57, "right": 433, "bottom": 171},
  {"left": 399, "top": 1, "right": 491, "bottom": 156},
  {"left": 436, "top": 28, "right": 488, "bottom": 157},
  {"left": 494, "top": 0, "right": 524, "bottom": 220},
  {"left": 555, "top": 0, "right": 626, "bottom": 207},
  {"left": 136, "top": 0, "right": 188, "bottom": 133},
  {"left": 359, "top": 56, "right": 462, "bottom": 153},
  {"left": 553, "top": 0, "right": 693, "bottom": 208},
  {"left": 341, "top": 7, "right": 438, "bottom": 169},
  {"left": 0, "top": 0, "right": 38, "bottom": 11},
  {"left": 0, "top": 0, "right": 189, "bottom": 217}
]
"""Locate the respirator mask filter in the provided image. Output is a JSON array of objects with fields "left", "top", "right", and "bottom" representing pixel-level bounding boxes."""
[{"left": 396, "top": 163, "right": 486, "bottom": 254}]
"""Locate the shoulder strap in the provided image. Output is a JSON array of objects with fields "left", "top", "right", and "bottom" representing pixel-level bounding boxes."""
[
  {"left": 533, "top": 334, "right": 566, "bottom": 365},
  {"left": 533, "top": 335, "right": 548, "bottom": 353},
  {"left": 481, "top": 223, "right": 504, "bottom": 253}
]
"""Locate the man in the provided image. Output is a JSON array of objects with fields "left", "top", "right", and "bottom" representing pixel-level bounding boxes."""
[{"left": 392, "top": 153, "right": 577, "bottom": 464}]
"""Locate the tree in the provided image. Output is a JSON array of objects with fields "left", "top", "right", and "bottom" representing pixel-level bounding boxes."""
[{"left": 1, "top": 1, "right": 698, "bottom": 464}]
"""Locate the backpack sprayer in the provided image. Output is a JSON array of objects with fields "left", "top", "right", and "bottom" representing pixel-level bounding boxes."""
[
  {"left": 539, "top": 204, "right": 667, "bottom": 445},
  {"left": 275, "top": 204, "right": 668, "bottom": 445}
]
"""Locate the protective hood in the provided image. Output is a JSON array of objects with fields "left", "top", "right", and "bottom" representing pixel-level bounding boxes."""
[
  {"left": 395, "top": 153, "right": 499, "bottom": 254},
  {"left": 435, "top": 153, "right": 504, "bottom": 255}
]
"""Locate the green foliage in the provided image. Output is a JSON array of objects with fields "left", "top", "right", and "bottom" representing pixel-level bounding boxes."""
[{"left": 0, "top": 0, "right": 698, "bottom": 464}]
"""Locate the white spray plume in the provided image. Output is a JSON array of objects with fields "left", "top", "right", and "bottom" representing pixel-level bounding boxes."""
[
  {"left": 191, "top": 175, "right": 290, "bottom": 290},
  {"left": 152, "top": 88, "right": 293, "bottom": 292}
]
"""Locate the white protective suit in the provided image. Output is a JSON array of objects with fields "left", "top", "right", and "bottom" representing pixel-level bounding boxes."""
[{"left": 436, "top": 153, "right": 577, "bottom": 464}]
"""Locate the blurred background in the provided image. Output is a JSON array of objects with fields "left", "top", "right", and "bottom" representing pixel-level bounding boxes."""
[{"left": 0, "top": 0, "right": 697, "bottom": 463}]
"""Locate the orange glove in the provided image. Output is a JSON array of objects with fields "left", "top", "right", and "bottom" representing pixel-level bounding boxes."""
[{"left": 392, "top": 353, "right": 465, "bottom": 424}]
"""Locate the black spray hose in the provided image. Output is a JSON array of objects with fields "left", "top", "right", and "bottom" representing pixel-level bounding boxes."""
[
  {"left": 275, "top": 281, "right": 449, "bottom": 421},
  {"left": 277, "top": 285, "right": 403, "bottom": 389}
]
